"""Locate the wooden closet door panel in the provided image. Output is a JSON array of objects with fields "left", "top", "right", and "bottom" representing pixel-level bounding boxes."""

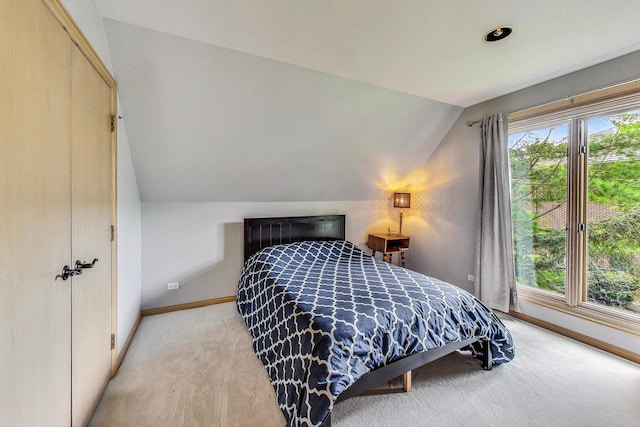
[
  {"left": 0, "top": 0, "right": 72, "bottom": 425},
  {"left": 70, "top": 46, "right": 113, "bottom": 426}
]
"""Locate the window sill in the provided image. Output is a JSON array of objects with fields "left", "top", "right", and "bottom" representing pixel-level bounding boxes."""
[{"left": 515, "top": 285, "right": 640, "bottom": 337}]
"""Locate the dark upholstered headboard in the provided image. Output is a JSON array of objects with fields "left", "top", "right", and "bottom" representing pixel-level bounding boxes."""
[{"left": 244, "top": 215, "right": 346, "bottom": 262}]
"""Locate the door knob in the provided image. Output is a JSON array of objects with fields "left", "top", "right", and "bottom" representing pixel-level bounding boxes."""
[
  {"left": 56, "top": 265, "right": 83, "bottom": 281},
  {"left": 55, "top": 258, "right": 98, "bottom": 281},
  {"left": 75, "top": 258, "right": 98, "bottom": 270}
]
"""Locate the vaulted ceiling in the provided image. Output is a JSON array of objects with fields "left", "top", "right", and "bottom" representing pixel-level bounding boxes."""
[{"left": 94, "top": 0, "right": 640, "bottom": 202}]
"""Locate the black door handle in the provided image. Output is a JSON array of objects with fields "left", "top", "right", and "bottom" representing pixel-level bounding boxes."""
[
  {"left": 56, "top": 265, "right": 83, "bottom": 281},
  {"left": 75, "top": 258, "right": 98, "bottom": 270},
  {"left": 55, "top": 258, "right": 98, "bottom": 281}
]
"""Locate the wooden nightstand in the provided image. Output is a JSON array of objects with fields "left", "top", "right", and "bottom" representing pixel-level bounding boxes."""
[{"left": 367, "top": 233, "right": 410, "bottom": 267}]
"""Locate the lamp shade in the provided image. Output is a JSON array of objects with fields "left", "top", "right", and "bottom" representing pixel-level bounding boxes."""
[{"left": 393, "top": 192, "right": 411, "bottom": 209}]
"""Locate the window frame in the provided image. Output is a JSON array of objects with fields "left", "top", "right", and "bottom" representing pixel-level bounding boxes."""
[{"left": 509, "top": 80, "right": 640, "bottom": 337}]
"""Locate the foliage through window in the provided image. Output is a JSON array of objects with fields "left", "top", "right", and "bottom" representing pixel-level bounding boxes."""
[{"left": 509, "top": 107, "right": 640, "bottom": 319}]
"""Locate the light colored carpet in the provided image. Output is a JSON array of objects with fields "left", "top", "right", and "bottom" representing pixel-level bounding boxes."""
[{"left": 90, "top": 302, "right": 640, "bottom": 427}]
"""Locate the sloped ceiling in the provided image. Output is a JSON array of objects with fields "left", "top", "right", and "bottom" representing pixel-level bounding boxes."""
[
  {"left": 96, "top": 1, "right": 640, "bottom": 202},
  {"left": 104, "top": 20, "right": 462, "bottom": 202}
]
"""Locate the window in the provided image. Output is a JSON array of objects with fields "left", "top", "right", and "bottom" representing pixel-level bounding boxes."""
[{"left": 509, "top": 84, "right": 640, "bottom": 333}]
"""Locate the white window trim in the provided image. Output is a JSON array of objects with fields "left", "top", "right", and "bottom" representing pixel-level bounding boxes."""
[
  {"left": 509, "top": 78, "right": 640, "bottom": 338},
  {"left": 516, "top": 286, "right": 640, "bottom": 336}
]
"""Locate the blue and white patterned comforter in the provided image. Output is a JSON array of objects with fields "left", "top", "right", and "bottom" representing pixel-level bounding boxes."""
[{"left": 237, "top": 240, "right": 514, "bottom": 426}]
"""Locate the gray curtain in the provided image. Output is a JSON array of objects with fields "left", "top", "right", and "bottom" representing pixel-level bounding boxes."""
[{"left": 474, "top": 113, "right": 518, "bottom": 313}]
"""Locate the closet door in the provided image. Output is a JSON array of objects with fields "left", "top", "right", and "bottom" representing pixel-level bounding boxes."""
[
  {"left": 0, "top": 0, "right": 72, "bottom": 425},
  {"left": 70, "top": 46, "right": 114, "bottom": 426}
]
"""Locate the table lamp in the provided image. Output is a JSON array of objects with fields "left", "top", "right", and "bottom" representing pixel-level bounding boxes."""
[{"left": 393, "top": 192, "right": 410, "bottom": 235}]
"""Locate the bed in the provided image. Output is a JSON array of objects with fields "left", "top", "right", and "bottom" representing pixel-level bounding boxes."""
[{"left": 237, "top": 215, "right": 514, "bottom": 427}]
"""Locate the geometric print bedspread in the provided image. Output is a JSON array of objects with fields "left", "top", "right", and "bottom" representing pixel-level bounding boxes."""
[{"left": 236, "top": 240, "right": 515, "bottom": 426}]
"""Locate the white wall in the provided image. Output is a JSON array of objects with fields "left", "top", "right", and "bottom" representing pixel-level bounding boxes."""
[
  {"left": 141, "top": 200, "right": 411, "bottom": 309},
  {"left": 115, "top": 117, "right": 142, "bottom": 353},
  {"left": 61, "top": 0, "right": 142, "bottom": 355},
  {"left": 415, "top": 49, "right": 640, "bottom": 354}
]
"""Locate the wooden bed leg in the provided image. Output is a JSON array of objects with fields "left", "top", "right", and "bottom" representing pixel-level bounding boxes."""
[{"left": 403, "top": 371, "right": 412, "bottom": 392}]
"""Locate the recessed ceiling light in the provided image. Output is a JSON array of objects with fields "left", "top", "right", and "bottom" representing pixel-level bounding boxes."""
[{"left": 483, "top": 26, "right": 513, "bottom": 42}]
